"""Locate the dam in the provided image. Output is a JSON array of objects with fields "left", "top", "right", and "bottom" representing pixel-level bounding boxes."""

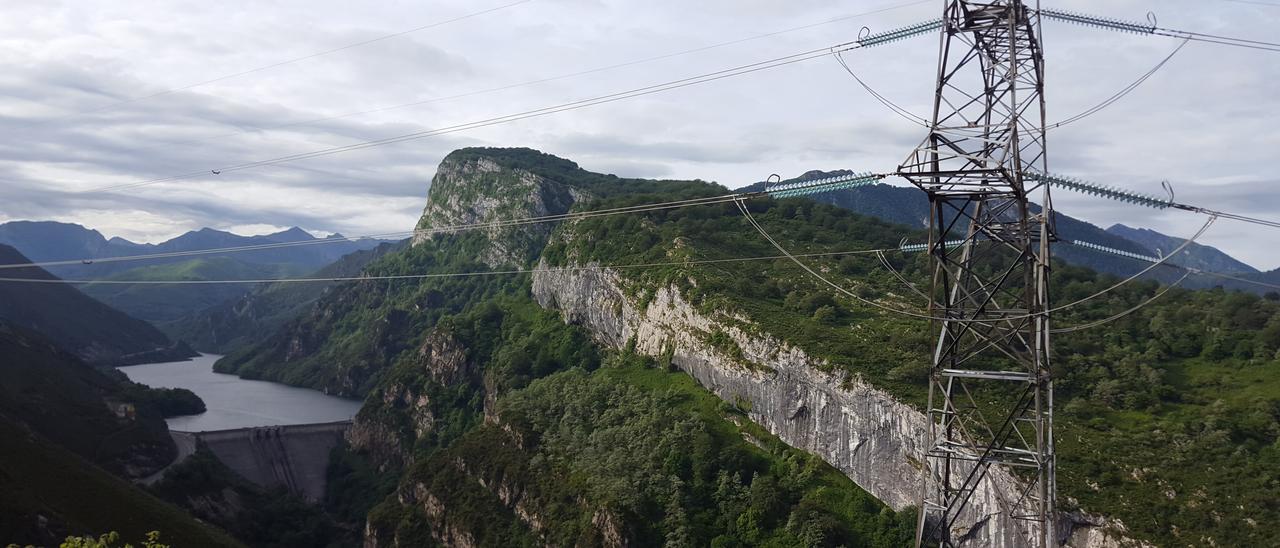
[{"left": 175, "top": 421, "right": 351, "bottom": 501}]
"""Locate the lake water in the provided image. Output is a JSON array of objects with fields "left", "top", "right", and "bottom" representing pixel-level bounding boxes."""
[{"left": 118, "top": 353, "right": 363, "bottom": 432}]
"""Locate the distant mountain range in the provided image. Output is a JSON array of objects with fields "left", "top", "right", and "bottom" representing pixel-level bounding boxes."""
[
  {"left": 1106, "top": 223, "right": 1258, "bottom": 274},
  {"left": 0, "top": 244, "right": 193, "bottom": 365},
  {"left": 0, "top": 221, "right": 390, "bottom": 324},
  {"left": 744, "top": 171, "right": 1270, "bottom": 293},
  {"left": 0, "top": 221, "right": 386, "bottom": 276}
]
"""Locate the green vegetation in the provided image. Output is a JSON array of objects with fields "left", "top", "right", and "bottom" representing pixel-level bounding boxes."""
[
  {"left": 545, "top": 186, "right": 1280, "bottom": 546},
  {"left": 121, "top": 384, "right": 206, "bottom": 417},
  {"left": 82, "top": 257, "right": 308, "bottom": 325},
  {"left": 213, "top": 148, "right": 1279, "bottom": 546},
  {"left": 49, "top": 531, "right": 168, "bottom": 548},
  {"left": 359, "top": 295, "right": 915, "bottom": 546},
  {"left": 0, "top": 325, "right": 177, "bottom": 477},
  {"left": 0, "top": 419, "right": 240, "bottom": 547}
]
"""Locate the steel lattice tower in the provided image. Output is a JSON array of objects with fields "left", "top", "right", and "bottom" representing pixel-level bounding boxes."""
[{"left": 896, "top": 1, "right": 1055, "bottom": 546}]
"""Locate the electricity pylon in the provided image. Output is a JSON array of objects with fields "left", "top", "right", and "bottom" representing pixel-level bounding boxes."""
[{"left": 896, "top": 1, "right": 1055, "bottom": 546}]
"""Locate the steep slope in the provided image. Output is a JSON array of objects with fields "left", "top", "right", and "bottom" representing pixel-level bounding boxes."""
[
  {"left": 0, "top": 418, "right": 241, "bottom": 547},
  {"left": 0, "top": 245, "right": 193, "bottom": 365},
  {"left": 1108, "top": 223, "right": 1259, "bottom": 274},
  {"left": 0, "top": 323, "right": 177, "bottom": 477},
  {"left": 167, "top": 241, "right": 405, "bottom": 353},
  {"left": 212, "top": 148, "right": 1280, "bottom": 547},
  {"left": 212, "top": 149, "right": 919, "bottom": 546},
  {"left": 0, "top": 325, "right": 239, "bottom": 546},
  {"left": 538, "top": 178, "right": 1280, "bottom": 547},
  {"left": 80, "top": 257, "right": 309, "bottom": 325}
]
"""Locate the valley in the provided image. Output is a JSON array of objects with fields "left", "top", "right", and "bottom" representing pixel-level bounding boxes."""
[
  {"left": 1, "top": 148, "right": 1276, "bottom": 547},
  {"left": 5, "top": 3, "right": 1277, "bottom": 547}
]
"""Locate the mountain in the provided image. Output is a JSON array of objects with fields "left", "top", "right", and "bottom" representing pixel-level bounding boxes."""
[
  {"left": 0, "top": 221, "right": 387, "bottom": 278},
  {"left": 165, "top": 240, "right": 406, "bottom": 353},
  {"left": 1107, "top": 223, "right": 1259, "bottom": 274},
  {"left": 200, "top": 148, "right": 1280, "bottom": 546},
  {"left": 79, "top": 257, "right": 310, "bottom": 325},
  {"left": 0, "top": 244, "right": 194, "bottom": 365},
  {"left": 0, "top": 324, "right": 239, "bottom": 546},
  {"left": 0, "top": 221, "right": 390, "bottom": 324}
]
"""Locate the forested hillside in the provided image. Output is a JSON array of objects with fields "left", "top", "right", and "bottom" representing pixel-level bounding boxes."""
[
  {"left": 0, "top": 324, "right": 237, "bottom": 546},
  {"left": 212, "top": 148, "right": 1279, "bottom": 546},
  {"left": 0, "top": 245, "right": 194, "bottom": 365}
]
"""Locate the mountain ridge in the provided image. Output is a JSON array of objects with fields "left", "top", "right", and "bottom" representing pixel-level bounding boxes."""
[{"left": 0, "top": 244, "right": 194, "bottom": 365}]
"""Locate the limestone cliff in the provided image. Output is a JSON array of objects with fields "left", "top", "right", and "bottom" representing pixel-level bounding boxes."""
[
  {"left": 413, "top": 151, "right": 587, "bottom": 267},
  {"left": 531, "top": 263, "right": 1138, "bottom": 547}
]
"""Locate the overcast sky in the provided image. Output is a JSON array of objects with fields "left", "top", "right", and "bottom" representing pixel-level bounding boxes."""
[{"left": 1, "top": 0, "right": 1277, "bottom": 269}]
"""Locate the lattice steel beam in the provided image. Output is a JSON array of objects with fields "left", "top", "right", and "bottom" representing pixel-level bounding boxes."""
[{"left": 896, "top": 2, "right": 1056, "bottom": 546}]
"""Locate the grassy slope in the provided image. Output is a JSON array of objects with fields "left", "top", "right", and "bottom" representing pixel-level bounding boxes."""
[
  {"left": 165, "top": 242, "right": 403, "bottom": 353},
  {"left": 81, "top": 257, "right": 308, "bottom": 325}
]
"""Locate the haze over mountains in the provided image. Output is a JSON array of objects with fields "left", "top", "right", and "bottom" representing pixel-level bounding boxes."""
[
  {"left": 0, "top": 221, "right": 390, "bottom": 324},
  {"left": 0, "top": 221, "right": 386, "bottom": 275}
]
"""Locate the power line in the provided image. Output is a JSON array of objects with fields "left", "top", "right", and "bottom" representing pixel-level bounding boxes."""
[
  {"left": 835, "top": 36, "right": 1193, "bottom": 130},
  {"left": 1030, "top": 172, "right": 1280, "bottom": 230},
  {"left": 35, "top": 0, "right": 534, "bottom": 123},
  {"left": 0, "top": 248, "right": 897, "bottom": 285},
  {"left": 136, "top": 0, "right": 933, "bottom": 153},
  {"left": 1039, "top": 8, "right": 1280, "bottom": 52},
  {"left": 79, "top": 9, "right": 948, "bottom": 195},
  {"left": 1050, "top": 271, "right": 1193, "bottom": 334},
  {"left": 2, "top": 173, "right": 885, "bottom": 271},
  {"left": 79, "top": 42, "right": 871, "bottom": 194},
  {"left": 1066, "top": 239, "right": 1280, "bottom": 292},
  {"left": 737, "top": 197, "right": 1220, "bottom": 324},
  {"left": 1048, "top": 37, "right": 1191, "bottom": 129}
]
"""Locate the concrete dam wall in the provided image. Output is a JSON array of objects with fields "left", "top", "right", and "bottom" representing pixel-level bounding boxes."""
[{"left": 183, "top": 421, "right": 350, "bottom": 502}]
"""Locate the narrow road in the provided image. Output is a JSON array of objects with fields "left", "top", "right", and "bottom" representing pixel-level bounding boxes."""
[{"left": 138, "top": 431, "right": 197, "bottom": 485}]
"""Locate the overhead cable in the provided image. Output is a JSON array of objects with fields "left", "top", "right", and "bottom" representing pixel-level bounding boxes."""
[
  {"left": 736, "top": 199, "right": 1219, "bottom": 324},
  {"left": 1065, "top": 239, "right": 1280, "bottom": 292},
  {"left": 140, "top": 0, "right": 934, "bottom": 153},
  {"left": 1031, "top": 172, "right": 1280, "bottom": 229},
  {"left": 1049, "top": 271, "right": 1193, "bottom": 333},
  {"left": 1048, "top": 38, "right": 1191, "bottom": 129},
  {"left": 82, "top": 41, "right": 898, "bottom": 194},
  {"left": 1, "top": 172, "right": 884, "bottom": 271},
  {"left": 1039, "top": 8, "right": 1280, "bottom": 52},
  {"left": 0, "top": 248, "right": 903, "bottom": 286}
]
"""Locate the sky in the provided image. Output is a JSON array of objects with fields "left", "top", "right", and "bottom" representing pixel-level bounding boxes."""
[{"left": 1, "top": 0, "right": 1277, "bottom": 269}]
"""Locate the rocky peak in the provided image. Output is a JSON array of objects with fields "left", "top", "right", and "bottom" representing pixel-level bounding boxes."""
[{"left": 413, "top": 149, "right": 590, "bottom": 267}]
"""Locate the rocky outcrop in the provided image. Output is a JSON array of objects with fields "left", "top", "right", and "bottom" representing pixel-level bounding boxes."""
[
  {"left": 348, "top": 328, "right": 476, "bottom": 471},
  {"left": 532, "top": 263, "right": 1128, "bottom": 547},
  {"left": 413, "top": 153, "right": 587, "bottom": 267}
]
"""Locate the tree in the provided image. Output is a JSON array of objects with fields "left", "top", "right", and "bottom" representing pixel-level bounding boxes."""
[{"left": 50, "top": 531, "right": 169, "bottom": 548}]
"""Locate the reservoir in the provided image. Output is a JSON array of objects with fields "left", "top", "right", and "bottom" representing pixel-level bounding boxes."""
[{"left": 119, "top": 353, "right": 363, "bottom": 432}]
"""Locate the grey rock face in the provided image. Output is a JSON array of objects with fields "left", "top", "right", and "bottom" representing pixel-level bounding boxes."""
[
  {"left": 413, "top": 156, "right": 586, "bottom": 267},
  {"left": 533, "top": 263, "right": 1133, "bottom": 548}
]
